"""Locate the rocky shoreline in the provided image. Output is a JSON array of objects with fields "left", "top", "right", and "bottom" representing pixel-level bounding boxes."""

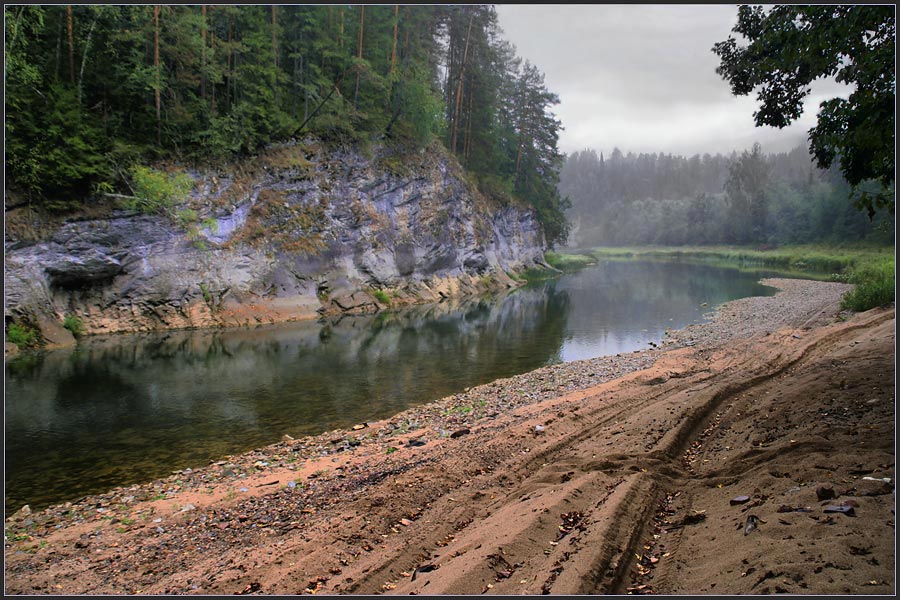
[{"left": 6, "top": 277, "right": 894, "bottom": 596}]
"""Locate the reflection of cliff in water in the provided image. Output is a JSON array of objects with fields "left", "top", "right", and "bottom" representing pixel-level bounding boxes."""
[{"left": 5, "top": 287, "right": 570, "bottom": 513}]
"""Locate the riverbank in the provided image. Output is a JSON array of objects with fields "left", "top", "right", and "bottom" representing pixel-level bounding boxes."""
[
  {"left": 5, "top": 278, "right": 894, "bottom": 595},
  {"left": 585, "top": 244, "right": 895, "bottom": 312}
]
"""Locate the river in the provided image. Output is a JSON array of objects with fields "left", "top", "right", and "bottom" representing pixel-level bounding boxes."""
[{"left": 5, "top": 259, "right": 803, "bottom": 513}]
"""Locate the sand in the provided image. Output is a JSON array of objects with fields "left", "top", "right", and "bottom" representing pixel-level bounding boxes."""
[{"left": 4, "top": 278, "right": 894, "bottom": 595}]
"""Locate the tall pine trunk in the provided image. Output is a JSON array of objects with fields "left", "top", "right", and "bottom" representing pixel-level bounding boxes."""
[
  {"left": 77, "top": 11, "right": 98, "bottom": 105},
  {"left": 200, "top": 5, "right": 206, "bottom": 101},
  {"left": 354, "top": 5, "right": 364, "bottom": 108},
  {"left": 271, "top": 5, "right": 278, "bottom": 101},
  {"left": 389, "top": 5, "right": 399, "bottom": 76},
  {"left": 54, "top": 8, "right": 63, "bottom": 82},
  {"left": 387, "top": 4, "right": 399, "bottom": 109},
  {"left": 463, "top": 83, "right": 474, "bottom": 163},
  {"left": 450, "top": 12, "right": 474, "bottom": 156},
  {"left": 153, "top": 5, "right": 161, "bottom": 145},
  {"left": 67, "top": 6, "right": 74, "bottom": 83}
]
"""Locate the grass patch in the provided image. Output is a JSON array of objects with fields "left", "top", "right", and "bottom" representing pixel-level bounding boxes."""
[
  {"left": 6, "top": 321, "right": 39, "bottom": 347},
  {"left": 545, "top": 251, "right": 596, "bottom": 271},
  {"left": 371, "top": 289, "right": 391, "bottom": 305},
  {"left": 123, "top": 166, "right": 194, "bottom": 215},
  {"left": 586, "top": 244, "right": 892, "bottom": 274},
  {"left": 62, "top": 314, "right": 85, "bottom": 338},
  {"left": 520, "top": 266, "right": 557, "bottom": 282},
  {"left": 840, "top": 258, "right": 895, "bottom": 311}
]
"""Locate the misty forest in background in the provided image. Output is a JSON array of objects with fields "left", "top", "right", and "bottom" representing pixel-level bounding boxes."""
[
  {"left": 560, "top": 143, "right": 894, "bottom": 248},
  {"left": 4, "top": 4, "right": 570, "bottom": 245}
]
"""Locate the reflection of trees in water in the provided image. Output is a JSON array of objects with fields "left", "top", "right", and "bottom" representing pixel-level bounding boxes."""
[
  {"left": 6, "top": 260, "right": 776, "bottom": 514},
  {"left": 559, "top": 261, "right": 772, "bottom": 329},
  {"left": 4, "top": 287, "right": 571, "bottom": 513}
]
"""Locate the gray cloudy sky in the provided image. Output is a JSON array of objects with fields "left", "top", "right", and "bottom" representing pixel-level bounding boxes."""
[{"left": 495, "top": 5, "right": 853, "bottom": 158}]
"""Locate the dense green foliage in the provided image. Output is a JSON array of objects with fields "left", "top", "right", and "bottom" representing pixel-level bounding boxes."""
[
  {"left": 840, "top": 258, "right": 896, "bottom": 312},
  {"left": 6, "top": 322, "right": 39, "bottom": 347},
  {"left": 126, "top": 165, "right": 194, "bottom": 214},
  {"left": 62, "top": 314, "right": 86, "bottom": 337},
  {"left": 560, "top": 143, "right": 894, "bottom": 248},
  {"left": 4, "top": 5, "right": 569, "bottom": 246},
  {"left": 713, "top": 5, "right": 895, "bottom": 217}
]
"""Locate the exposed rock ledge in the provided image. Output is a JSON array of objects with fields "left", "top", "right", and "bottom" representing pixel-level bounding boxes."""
[{"left": 4, "top": 140, "right": 549, "bottom": 345}]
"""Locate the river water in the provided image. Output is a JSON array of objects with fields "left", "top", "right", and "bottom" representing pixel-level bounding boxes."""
[{"left": 5, "top": 259, "right": 795, "bottom": 513}]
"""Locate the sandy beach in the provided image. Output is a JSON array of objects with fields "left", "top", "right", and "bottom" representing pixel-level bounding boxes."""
[{"left": 4, "top": 278, "right": 894, "bottom": 595}]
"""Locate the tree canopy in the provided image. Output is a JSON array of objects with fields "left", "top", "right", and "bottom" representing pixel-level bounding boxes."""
[
  {"left": 560, "top": 143, "right": 892, "bottom": 247},
  {"left": 712, "top": 5, "right": 895, "bottom": 217},
  {"left": 4, "top": 5, "right": 569, "bottom": 246}
]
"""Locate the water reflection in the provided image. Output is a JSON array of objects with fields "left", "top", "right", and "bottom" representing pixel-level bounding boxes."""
[
  {"left": 5, "top": 288, "right": 569, "bottom": 512},
  {"left": 5, "top": 260, "right": 783, "bottom": 513}
]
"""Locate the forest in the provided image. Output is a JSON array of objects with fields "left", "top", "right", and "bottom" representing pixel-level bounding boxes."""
[
  {"left": 4, "top": 4, "right": 570, "bottom": 246},
  {"left": 560, "top": 143, "right": 895, "bottom": 248}
]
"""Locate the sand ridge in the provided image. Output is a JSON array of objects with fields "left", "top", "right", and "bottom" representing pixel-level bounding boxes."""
[{"left": 4, "top": 279, "right": 894, "bottom": 595}]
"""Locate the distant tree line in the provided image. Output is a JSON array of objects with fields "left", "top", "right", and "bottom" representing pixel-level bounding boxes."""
[
  {"left": 4, "top": 5, "right": 569, "bottom": 246},
  {"left": 560, "top": 143, "right": 893, "bottom": 247}
]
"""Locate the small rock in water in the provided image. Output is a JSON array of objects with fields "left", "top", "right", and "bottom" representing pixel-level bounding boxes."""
[{"left": 352, "top": 423, "right": 368, "bottom": 431}]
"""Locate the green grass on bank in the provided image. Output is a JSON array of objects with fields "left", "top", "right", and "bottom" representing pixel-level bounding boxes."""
[
  {"left": 545, "top": 251, "right": 597, "bottom": 271},
  {"left": 579, "top": 244, "right": 895, "bottom": 312},
  {"left": 519, "top": 251, "right": 598, "bottom": 282},
  {"left": 840, "top": 257, "right": 895, "bottom": 312}
]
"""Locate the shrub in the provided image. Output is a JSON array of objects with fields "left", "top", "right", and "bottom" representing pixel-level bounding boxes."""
[
  {"left": 371, "top": 289, "right": 391, "bottom": 305},
  {"left": 124, "top": 166, "right": 194, "bottom": 214},
  {"left": 6, "top": 322, "right": 38, "bottom": 347},
  {"left": 840, "top": 261, "right": 895, "bottom": 311},
  {"left": 62, "top": 314, "right": 85, "bottom": 338}
]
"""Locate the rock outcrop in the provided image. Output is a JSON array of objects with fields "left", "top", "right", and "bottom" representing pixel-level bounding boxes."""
[{"left": 4, "top": 139, "right": 549, "bottom": 343}]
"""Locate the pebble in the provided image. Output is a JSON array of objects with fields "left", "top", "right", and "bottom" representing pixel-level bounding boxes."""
[{"left": 12, "top": 278, "right": 853, "bottom": 548}]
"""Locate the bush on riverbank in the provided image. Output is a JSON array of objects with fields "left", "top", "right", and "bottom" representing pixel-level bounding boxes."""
[
  {"left": 840, "top": 259, "right": 895, "bottom": 311},
  {"left": 6, "top": 322, "right": 39, "bottom": 348}
]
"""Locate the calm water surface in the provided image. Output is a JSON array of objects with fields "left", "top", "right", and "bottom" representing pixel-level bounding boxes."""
[{"left": 6, "top": 260, "right": 792, "bottom": 512}]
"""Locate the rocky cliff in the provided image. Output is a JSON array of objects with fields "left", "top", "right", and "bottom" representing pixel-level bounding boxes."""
[{"left": 4, "top": 139, "right": 549, "bottom": 345}]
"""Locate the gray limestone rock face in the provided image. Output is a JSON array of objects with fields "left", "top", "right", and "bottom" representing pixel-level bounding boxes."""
[{"left": 4, "top": 140, "right": 548, "bottom": 341}]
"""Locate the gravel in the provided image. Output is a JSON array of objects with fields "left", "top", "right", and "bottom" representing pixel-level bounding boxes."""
[{"left": 8, "top": 278, "right": 854, "bottom": 532}]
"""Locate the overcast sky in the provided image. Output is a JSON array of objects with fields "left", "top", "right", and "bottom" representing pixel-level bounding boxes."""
[{"left": 495, "top": 5, "right": 853, "bottom": 158}]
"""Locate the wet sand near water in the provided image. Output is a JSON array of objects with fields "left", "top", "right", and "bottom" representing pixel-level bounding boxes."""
[{"left": 4, "top": 279, "right": 894, "bottom": 595}]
